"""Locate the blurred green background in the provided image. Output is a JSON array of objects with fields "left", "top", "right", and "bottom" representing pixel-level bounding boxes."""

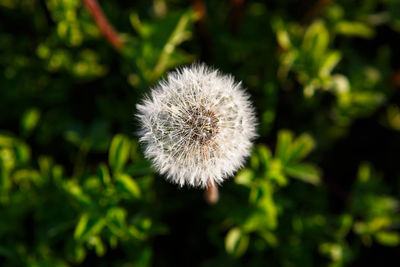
[{"left": 1, "top": 0, "right": 400, "bottom": 266}]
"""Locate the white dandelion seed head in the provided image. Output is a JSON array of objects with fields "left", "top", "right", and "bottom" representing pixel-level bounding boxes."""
[{"left": 136, "top": 63, "right": 257, "bottom": 188}]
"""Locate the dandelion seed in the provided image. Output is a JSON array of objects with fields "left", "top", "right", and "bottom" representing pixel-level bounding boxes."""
[{"left": 136, "top": 64, "right": 257, "bottom": 188}]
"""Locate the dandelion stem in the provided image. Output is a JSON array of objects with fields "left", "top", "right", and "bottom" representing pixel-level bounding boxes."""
[
  {"left": 83, "top": 0, "right": 124, "bottom": 49},
  {"left": 205, "top": 180, "right": 219, "bottom": 204}
]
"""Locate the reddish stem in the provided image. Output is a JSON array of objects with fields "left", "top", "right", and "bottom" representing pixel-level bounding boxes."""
[
  {"left": 391, "top": 69, "right": 400, "bottom": 89},
  {"left": 301, "top": 0, "right": 334, "bottom": 24},
  {"left": 83, "top": 0, "right": 123, "bottom": 49},
  {"left": 230, "top": 0, "right": 244, "bottom": 34},
  {"left": 192, "top": 0, "right": 212, "bottom": 60}
]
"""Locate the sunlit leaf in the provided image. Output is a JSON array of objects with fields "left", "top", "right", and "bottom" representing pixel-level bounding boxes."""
[
  {"left": 284, "top": 163, "right": 321, "bottom": 185},
  {"left": 74, "top": 213, "right": 89, "bottom": 240},
  {"left": 302, "top": 20, "right": 329, "bottom": 58},
  {"left": 73, "top": 213, "right": 105, "bottom": 242},
  {"left": 335, "top": 21, "right": 375, "bottom": 39},
  {"left": 225, "top": 227, "right": 249, "bottom": 257},
  {"left": 14, "top": 141, "right": 31, "bottom": 165},
  {"left": 375, "top": 231, "right": 400, "bottom": 246},
  {"left": 150, "top": 9, "right": 195, "bottom": 80},
  {"left": 20, "top": 108, "right": 40, "bottom": 137},
  {"left": 109, "top": 134, "right": 131, "bottom": 173},
  {"left": 285, "top": 133, "right": 315, "bottom": 164},
  {"left": 275, "top": 130, "right": 293, "bottom": 163},
  {"left": 115, "top": 173, "right": 141, "bottom": 198},
  {"left": 125, "top": 161, "right": 154, "bottom": 177},
  {"left": 235, "top": 168, "right": 254, "bottom": 186},
  {"left": 319, "top": 51, "right": 341, "bottom": 77},
  {"left": 98, "top": 163, "right": 111, "bottom": 186}
]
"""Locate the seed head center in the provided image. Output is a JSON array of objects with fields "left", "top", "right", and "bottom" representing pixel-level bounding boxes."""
[{"left": 184, "top": 106, "right": 219, "bottom": 144}]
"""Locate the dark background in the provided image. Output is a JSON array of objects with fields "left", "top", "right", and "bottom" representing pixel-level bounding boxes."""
[{"left": 1, "top": 0, "right": 400, "bottom": 266}]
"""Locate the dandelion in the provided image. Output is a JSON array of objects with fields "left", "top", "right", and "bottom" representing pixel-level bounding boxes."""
[{"left": 136, "top": 64, "right": 257, "bottom": 188}]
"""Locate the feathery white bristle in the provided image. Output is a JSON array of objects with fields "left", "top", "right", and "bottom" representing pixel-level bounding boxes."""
[{"left": 136, "top": 64, "right": 257, "bottom": 188}]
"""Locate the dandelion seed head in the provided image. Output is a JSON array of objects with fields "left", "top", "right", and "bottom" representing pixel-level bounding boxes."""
[{"left": 136, "top": 64, "right": 257, "bottom": 188}]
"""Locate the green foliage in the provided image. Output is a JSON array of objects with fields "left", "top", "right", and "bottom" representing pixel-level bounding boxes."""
[
  {"left": 0, "top": 131, "right": 160, "bottom": 266},
  {"left": 126, "top": 9, "right": 196, "bottom": 84},
  {"left": 350, "top": 163, "right": 400, "bottom": 247},
  {"left": 1, "top": 0, "right": 400, "bottom": 266}
]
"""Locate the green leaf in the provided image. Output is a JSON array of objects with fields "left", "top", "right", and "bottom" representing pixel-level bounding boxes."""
[
  {"left": 106, "top": 207, "right": 128, "bottom": 238},
  {"left": 225, "top": 227, "right": 249, "bottom": 257},
  {"left": 319, "top": 242, "right": 344, "bottom": 262},
  {"left": 258, "top": 183, "right": 278, "bottom": 229},
  {"left": 12, "top": 169, "right": 41, "bottom": 185},
  {"left": 335, "top": 21, "right": 375, "bottom": 39},
  {"left": 284, "top": 163, "right": 321, "bottom": 185},
  {"left": 107, "top": 207, "right": 127, "bottom": 228},
  {"left": 83, "top": 176, "right": 102, "bottom": 192},
  {"left": 98, "top": 163, "right": 111, "bottom": 186},
  {"left": 337, "top": 214, "right": 353, "bottom": 238},
  {"left": 357, "top": 162, "right": 371, "bottom": 183},
  {"left": 285, "top": 133, "right": 315, "bottom": 164},
  {"left": 74, "top": 213, "right": 89, "bottom": 240},
  {"left": 73, "top": 213, "right": 105, "bottom": 242},
  {"left": 319, "top": 51, "right": 341, "bottom": 77},
  {"left": 259, "top": 230, "right": 278, "bottom": 247},
  {"left": 38, "top": 156, "right": 54, "bottom": 178},
  {"left": 375, "top": 231, "right": 400, "bottom": 246},
  {"left": 252, "top": 145, "right": 272, "bottom": 170},
  {"left": 14, "top": 141, "right": 31, "bottom": 165},
  {"left": 235, "top": 168, "right": 254, "bottom": 186},
  {"left": 276, "top": 28, "right": 291, "bottom": 50},
  {"left": 72, "top": 244, "right": 86, "bottom": 263},
  {"left": 275, "top": 130, "right": 293, "bottom": 163},
  {"left": 64, "top": 180, "right": 91, "bottom": 205},
  {"left": 125, "top": 161, "right": 154, "bottom": 177},
  {"left": 20, "top": 108, "right": 40, "bottom": 137},
  {"left": 92, "top": 236, "right": 106, "bottom": 256},
  {"left": 115, "top": 173, "right": 141, "bottom": 198},
  {"left": 150, "top": 9, "right": 195, "bottom": 80},
  {"left": 267, "top": 159, "right": 287, "bottom": 186},
  {"left": 109, "top": 134, "right": 131, "bottom": 173},
  {"left": 130, "top": 13, "right": 151, "bottom": 38},
  {"left": 0, "top": 133, "right": 14, "bottom": 147},
  {"left": 302, "top": 20, "right": 329, "bottom": 57}
]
